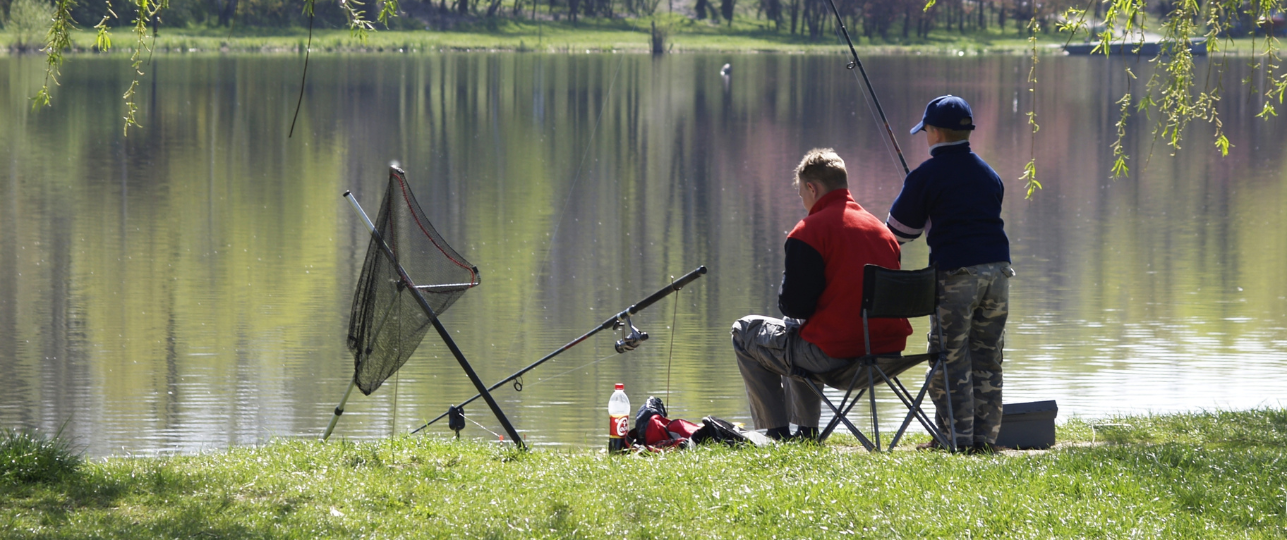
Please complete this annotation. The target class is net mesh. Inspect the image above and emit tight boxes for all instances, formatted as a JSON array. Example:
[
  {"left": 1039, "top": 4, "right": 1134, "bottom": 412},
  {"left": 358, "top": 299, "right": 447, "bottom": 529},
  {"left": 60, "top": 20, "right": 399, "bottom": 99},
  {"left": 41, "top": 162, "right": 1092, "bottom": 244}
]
[{"left": 347, "top": 168, "right": 480, "bottom": 396}]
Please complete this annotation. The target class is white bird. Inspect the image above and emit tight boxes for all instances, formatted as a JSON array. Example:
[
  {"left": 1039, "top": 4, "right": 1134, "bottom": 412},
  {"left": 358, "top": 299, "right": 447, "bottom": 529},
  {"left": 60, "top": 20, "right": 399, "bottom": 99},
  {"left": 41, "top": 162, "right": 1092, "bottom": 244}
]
[{"left": 720, "top": 63, "right": 732, "bottom": 76}]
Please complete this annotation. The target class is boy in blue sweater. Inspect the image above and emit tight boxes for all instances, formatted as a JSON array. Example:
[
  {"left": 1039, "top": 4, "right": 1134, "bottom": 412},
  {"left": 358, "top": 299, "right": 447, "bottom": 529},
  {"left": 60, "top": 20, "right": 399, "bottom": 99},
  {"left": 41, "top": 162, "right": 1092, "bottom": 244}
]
[{"left": 886, "top": 95, "right": 1014, "bottom": 453}]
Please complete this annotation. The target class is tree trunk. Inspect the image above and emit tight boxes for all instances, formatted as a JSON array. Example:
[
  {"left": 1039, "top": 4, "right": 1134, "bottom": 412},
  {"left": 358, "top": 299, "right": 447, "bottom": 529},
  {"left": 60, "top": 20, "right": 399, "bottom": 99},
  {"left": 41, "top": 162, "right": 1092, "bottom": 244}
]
[
  {"left": 762, "top": 0, "right": 781, "bottom": 30},
  {"left": 219, "top": 0, "right": 238, "bottom": 26},
  {"left": 789, "top": 0, "right": 800, "bottom": 34}
]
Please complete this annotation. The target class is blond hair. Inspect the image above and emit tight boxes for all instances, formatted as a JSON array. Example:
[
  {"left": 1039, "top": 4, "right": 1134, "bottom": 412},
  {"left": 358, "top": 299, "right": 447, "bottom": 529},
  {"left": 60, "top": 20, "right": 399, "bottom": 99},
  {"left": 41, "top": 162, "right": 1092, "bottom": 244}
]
[{"left": 793, "top": 148, "right": 848, "bottom": 191}]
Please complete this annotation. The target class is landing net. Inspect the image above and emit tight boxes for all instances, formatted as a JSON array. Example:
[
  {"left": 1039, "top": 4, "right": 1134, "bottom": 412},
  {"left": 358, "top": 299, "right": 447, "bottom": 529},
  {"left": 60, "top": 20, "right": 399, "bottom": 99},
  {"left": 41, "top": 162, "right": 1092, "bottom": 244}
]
[{"left": 347, "top": 169, "right": 480, "bottom": 396}]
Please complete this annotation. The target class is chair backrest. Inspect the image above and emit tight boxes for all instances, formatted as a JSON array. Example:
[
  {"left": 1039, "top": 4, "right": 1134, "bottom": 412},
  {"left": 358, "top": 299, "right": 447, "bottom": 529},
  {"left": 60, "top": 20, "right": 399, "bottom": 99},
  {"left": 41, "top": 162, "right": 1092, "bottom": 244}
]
[{"left": 862, "top": 264, "right": 937, "bottom": 319}]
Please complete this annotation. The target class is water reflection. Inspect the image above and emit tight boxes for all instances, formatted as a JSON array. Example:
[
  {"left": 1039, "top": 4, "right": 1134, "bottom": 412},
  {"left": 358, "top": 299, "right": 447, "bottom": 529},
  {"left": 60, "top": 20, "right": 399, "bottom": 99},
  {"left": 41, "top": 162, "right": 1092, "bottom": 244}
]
[{"left": 0, "top": 53, "right": 1284, "bottom": 456}]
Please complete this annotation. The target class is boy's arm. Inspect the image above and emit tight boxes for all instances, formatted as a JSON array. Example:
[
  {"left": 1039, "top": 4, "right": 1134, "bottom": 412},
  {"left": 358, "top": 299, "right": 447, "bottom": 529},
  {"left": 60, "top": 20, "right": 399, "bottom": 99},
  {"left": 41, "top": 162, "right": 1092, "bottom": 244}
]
[{"left": 886, "top": 173, "right": 928, "bottom": 245}]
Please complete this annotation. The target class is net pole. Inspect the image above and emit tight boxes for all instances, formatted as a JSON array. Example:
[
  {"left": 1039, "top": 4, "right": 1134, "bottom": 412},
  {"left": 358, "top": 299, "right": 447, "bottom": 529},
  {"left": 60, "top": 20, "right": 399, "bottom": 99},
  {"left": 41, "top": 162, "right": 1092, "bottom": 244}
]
[
  {"left": 344, "top": 187, "right": 526, "bottom": 450},
  {"left": 322, "top": 379, "right": 356, "bottom": 441}
]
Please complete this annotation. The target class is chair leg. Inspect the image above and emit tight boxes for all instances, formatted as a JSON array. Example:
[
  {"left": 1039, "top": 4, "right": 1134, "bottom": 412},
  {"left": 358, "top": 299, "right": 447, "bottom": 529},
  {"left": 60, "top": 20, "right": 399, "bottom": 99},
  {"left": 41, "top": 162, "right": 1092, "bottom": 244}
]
[
  {"left": 803, "top": 378, "right": 875, "bottom": 451},
  {"left": 868, "top": 365, "right": 880, "bottom": 451},
  {"left": 820, "top": 386, "right": 867, "bottom": 442},
  {"left": 820, "top": 364, "right": 868, "bottom": 442},
  {"left": 884, "top": 368, "right": 949, "bottom": 451},
  {"left": 891, "top": 375, "right": 942, "bottom": 446}
]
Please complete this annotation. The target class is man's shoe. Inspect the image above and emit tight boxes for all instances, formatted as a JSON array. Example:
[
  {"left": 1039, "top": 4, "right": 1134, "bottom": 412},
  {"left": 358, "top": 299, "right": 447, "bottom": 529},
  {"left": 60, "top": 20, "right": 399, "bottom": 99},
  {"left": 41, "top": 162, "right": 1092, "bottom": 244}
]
[
  {"left": 970, "top": 442, "right": 1013, "bottom": 454},
  {"left": 790, "top": 426, "right": 820, "bottom": 443}
]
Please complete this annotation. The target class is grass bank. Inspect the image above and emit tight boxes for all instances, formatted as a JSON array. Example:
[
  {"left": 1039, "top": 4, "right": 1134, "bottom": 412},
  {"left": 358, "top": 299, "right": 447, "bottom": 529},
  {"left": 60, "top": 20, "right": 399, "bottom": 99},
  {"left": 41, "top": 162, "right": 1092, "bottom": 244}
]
[
  {"left": 2, "top": 17, "right": 1266, "bottom": 55},
  {"left": 3, "top": 409, "right": 1286, "bottom": 538}
]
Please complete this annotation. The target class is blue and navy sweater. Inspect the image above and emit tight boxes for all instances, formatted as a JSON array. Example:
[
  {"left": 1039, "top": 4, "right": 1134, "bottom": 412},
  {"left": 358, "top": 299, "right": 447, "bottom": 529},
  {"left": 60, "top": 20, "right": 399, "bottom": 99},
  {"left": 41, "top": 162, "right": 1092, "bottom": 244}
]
[{"left": 886, "top": 141, "right": 1010, "bottom": 270}]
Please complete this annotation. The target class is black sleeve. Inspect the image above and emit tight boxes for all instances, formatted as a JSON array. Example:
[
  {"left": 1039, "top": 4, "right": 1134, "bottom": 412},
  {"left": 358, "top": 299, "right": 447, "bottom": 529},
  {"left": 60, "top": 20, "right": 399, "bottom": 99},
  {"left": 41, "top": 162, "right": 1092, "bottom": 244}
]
[{"left": 778, "top": 237, "right": 827, "bottom": 319}]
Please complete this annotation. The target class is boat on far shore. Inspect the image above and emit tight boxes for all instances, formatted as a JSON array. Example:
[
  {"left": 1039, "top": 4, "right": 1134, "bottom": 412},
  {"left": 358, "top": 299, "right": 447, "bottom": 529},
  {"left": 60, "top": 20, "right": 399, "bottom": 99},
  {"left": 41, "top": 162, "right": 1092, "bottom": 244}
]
[{"left": 1064, "top": 37, "right": 1208, "bottom": 56}]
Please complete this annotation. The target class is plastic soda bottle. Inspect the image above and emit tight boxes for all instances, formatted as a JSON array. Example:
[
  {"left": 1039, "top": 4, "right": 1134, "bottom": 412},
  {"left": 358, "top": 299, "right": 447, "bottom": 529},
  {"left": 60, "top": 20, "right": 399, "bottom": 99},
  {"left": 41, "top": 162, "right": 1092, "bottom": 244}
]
[{"left": 608, "top": 383, "right": 631, "bottom": 453}]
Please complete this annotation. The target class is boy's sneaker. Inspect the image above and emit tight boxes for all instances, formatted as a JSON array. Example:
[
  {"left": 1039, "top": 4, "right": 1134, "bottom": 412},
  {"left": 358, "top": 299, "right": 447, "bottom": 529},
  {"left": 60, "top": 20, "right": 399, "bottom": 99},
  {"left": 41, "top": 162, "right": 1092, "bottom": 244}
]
[{"left": 916, "top": 439, "right": 949, "bottom": 451}]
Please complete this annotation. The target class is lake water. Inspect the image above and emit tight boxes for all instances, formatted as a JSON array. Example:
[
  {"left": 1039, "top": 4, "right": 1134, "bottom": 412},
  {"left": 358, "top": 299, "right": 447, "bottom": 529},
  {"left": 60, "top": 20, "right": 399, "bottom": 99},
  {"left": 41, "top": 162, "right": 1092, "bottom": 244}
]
[{"left": 1, "top": 52, "right": 1284, "bottom": 456}]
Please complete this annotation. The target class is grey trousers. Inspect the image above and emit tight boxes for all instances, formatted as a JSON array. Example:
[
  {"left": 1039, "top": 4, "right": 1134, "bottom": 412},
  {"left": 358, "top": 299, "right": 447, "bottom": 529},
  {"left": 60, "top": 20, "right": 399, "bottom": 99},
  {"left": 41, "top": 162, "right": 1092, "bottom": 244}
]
[{"left": 731, "top": 316, "right": 855, "bottom": 429}]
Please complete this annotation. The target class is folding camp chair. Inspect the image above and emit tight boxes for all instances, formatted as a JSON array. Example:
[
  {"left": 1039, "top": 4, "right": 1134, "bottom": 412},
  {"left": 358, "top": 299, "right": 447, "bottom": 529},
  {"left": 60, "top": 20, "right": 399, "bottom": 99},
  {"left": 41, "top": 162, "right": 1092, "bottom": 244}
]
[{"left": 791, "top": 265, "right": 958, "bottom": 452}]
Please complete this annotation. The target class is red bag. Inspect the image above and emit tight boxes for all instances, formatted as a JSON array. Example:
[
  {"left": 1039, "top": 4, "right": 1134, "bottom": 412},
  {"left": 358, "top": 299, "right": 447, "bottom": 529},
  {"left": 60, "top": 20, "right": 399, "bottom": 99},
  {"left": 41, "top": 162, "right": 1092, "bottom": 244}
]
[{"left": 644, "top": 416, "right": 700, "bottom": 445}]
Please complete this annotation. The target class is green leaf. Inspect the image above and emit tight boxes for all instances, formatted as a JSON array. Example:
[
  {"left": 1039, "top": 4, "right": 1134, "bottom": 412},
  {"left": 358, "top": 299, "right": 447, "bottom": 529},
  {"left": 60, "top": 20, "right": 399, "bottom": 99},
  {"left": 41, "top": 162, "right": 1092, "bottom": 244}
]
[
  {"left": 95, "top": 26, "right": 113, "bottom": 51},
  {"left": 1214, "top": 134, "right": 1231, "bottom": 156},
  {"left": 1019, "top": 160, "right": 1041, "bottom": 199},
  {"left": 1025, "top": 179, "right": 1043, "bottom": 200},
  {"left": 378, "top": 0, "right": 399, "bottom": 27},
  {"left": 1111, "top": 155, "right": 1130, "bottom": 179},
  {"left": 30, "top": 88, "right": 52, "bottom": 110},
  {"left": 1256, "top": 101, "right": 1277, "bottom": 119}
]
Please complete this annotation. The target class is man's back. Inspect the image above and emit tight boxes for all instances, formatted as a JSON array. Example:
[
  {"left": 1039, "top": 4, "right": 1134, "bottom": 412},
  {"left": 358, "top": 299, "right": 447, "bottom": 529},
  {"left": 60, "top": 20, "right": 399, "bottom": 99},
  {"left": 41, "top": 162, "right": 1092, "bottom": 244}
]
[{"left": 784, "top": 189, "right": 912, "bottom": 359}]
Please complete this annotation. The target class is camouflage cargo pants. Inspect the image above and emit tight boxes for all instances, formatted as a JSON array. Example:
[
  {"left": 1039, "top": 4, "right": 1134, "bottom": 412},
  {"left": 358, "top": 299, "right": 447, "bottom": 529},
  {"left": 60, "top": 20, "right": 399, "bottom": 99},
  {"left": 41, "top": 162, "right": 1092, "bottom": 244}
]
[{"left": 926, "top": 261, "right": 1013, "bottom": 447}]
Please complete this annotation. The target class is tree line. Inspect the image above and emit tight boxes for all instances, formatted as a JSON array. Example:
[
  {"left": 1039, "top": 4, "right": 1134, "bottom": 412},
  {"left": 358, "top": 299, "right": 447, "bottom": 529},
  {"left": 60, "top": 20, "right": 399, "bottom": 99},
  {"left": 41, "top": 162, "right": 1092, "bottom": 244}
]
[{"left": 0, "top": 0, "right": 1104, "bottom": 39}]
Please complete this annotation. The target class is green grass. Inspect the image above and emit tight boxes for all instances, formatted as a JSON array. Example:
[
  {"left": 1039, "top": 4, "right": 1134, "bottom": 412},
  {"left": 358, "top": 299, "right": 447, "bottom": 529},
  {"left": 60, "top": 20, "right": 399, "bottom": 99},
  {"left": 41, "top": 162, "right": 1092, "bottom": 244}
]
[
  {"left": 3, "top": 409, "right": 1286, "bottom": 538},
  {"left": 0, "top": 427, "right": 82, "bottom": 485}
]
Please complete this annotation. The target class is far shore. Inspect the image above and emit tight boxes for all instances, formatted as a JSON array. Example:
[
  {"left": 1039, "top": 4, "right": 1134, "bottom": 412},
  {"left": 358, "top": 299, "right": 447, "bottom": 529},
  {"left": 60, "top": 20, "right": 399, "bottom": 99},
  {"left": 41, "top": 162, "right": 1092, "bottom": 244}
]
[{"left": 1, "top": 20, "right": 1265, "bottom": 56}]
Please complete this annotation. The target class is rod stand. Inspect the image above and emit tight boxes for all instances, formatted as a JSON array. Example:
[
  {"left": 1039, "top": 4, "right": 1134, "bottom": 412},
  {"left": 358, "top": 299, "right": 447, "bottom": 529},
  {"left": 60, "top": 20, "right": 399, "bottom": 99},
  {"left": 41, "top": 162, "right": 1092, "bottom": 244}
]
[
  {"left": 322, "top": 380, "right": 357, "bottom": 441},
  {"left": 448, "top": 406, "right": 466, "bottom": 438}
]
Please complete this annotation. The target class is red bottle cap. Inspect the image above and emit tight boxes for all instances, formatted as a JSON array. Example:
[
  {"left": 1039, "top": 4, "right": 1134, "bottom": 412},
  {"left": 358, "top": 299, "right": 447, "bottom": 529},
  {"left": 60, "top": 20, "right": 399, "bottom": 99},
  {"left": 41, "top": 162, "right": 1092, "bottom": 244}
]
[{"left": 615, "top": 383, "right": 624, "bottom": 390}]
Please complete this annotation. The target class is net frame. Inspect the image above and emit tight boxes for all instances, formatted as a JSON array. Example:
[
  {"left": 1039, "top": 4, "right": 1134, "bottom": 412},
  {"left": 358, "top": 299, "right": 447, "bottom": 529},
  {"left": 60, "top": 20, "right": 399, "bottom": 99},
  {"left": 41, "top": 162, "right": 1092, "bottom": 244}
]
[{"left": 346, "top": 168, "right": 480, "bottom": 395}]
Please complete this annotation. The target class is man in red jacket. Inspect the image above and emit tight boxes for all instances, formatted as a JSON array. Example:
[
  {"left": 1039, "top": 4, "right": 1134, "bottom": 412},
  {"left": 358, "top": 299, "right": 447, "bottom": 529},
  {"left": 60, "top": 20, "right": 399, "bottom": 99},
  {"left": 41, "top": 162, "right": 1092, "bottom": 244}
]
[{"left": 732, "top": 148, "right": 912, "bottom": 441}]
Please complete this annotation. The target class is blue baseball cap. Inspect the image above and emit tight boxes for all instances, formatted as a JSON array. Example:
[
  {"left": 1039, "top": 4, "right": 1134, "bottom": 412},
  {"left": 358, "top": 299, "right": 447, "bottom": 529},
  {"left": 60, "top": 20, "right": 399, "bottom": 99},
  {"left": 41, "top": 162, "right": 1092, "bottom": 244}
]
[{"left": 910, "top": 95, "right": 976, "bottom": 134}]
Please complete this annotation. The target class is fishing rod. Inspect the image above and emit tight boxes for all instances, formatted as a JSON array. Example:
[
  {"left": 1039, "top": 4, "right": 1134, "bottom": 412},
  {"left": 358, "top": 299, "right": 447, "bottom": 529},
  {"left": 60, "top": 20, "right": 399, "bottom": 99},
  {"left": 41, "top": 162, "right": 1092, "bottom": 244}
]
[
  {"left": 824, "top": 0, "right": 911, "bottom": 176},
  {"left": 412, "top": 265, "right": 708, "bottom": 435}
]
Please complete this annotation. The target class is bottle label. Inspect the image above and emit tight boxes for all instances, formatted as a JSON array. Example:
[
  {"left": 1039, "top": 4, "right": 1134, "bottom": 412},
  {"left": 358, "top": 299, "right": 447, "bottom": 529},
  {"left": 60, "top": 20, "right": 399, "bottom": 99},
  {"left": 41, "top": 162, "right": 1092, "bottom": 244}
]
[{"left": 609, "top": 414, "right": 629, "bottom": 439}]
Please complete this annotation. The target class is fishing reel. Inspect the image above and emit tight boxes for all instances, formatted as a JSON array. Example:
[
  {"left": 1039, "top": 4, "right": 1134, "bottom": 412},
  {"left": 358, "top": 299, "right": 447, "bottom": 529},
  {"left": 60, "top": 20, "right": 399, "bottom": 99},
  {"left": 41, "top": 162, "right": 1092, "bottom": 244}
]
[{"left": 613, "top": 314, "right": 649, "bottom": 353}]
